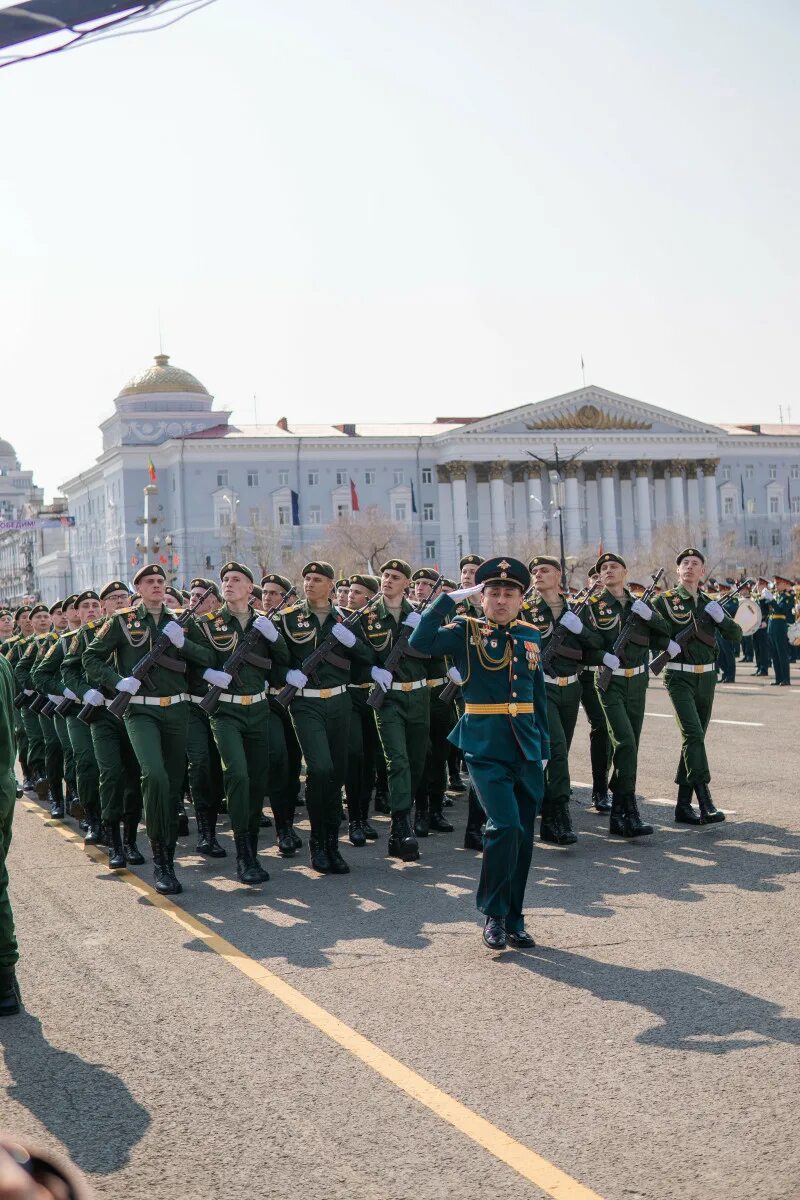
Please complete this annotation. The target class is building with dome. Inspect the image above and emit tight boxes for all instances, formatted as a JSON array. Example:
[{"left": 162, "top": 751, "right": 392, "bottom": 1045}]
[
  {"left": 0, "top": 439, "right": 68, "bottom": 605},
  {"left": 59, "top": 352, "right": 800, "bottom": 590}
]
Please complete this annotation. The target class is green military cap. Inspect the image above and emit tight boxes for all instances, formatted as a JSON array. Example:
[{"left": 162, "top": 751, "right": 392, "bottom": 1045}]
[
  {"left": 99, "top": 580, "right": 129, "bottom": 601},
  {"left": 302, "top": 560, "right": 335, "bottom": 580},
  {"left": 593, "top": 551, "right": 627, "bottom": 575},
  {"left": 441, "top": 577, "right": 457, "bottom": 590},
  {"left": 48, "top": 600, "right": 63, "bottom": 615},
  {"left": 190, "top": 577, "right": 221, "bottom": 599},
  {"left": 411, "top": 567, "right": 439, "bottom": 583},
  {"left": 252, "top": 584, "right": 263, "bottom": 600},
  {"left": 165, "top": 585, "right": 184, "bottom": 604},
  {"left": 335, "top": 577, "right": 350, "bottom": 589},
  {"left": 459, "top": 554, "right": 484, "bottom": 569},
  {"left": 13, "top": 605, "right": 31, "bottom": 622},
  {"left": 261, "top": 573, "right": 292, "bottom": 593},
  {"left": 380, "top": 558, "right": 412, "bottom": 579},
  {"left": 62, "top": 593, "right": 80, "bottom": 609},
  {"left": 220, "top": 561, "right": 254, "bottom": 583},
  {"left": 133, "top": 562, "right": 166, "bottom": 585},
  {"left": 475, "top": 555, "right": 530, "bottom": 592},
  {"left": 29, "top": 602, "right": 49, "bottom": 618},
  {"left": 75, "top": 589, "right": 100, "bottom": 606},
  {"left": 676, "top": 546, "right": 705, "bottom": 565},
  {"left": 528, "top": 555, "right": 561, "bottom": 571},
  {"left": 348, "top": 573, "right": 379, "bottom": 594}
]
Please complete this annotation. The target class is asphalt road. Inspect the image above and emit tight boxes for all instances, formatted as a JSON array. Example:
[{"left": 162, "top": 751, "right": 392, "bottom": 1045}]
[{"left": 2, "top": 664, "right": 799, "bottom": 1200}]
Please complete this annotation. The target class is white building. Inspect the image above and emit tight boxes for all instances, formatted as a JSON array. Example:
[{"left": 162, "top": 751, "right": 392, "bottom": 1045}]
[{"left": 0, "top": 440, "right": 71, "bottom": 606}]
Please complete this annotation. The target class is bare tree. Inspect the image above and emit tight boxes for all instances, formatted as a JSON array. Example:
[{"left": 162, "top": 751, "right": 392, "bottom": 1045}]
[{"left": 322, "top": 507, "right": 412, "bottom": 576}]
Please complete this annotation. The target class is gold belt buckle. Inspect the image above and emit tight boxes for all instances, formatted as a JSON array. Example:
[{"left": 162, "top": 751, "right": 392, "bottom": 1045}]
[
  {"left": 159, "top": 695, "right": 170, "bottom": 706},
  {"left": 508, "top": 702, "right": 518, "bottom": 717},
  {"left": 694, "top": 664, "right": 704, "bottom": 674},
  {"left": 625, "top": 667, "right": 635, "bottom": 678},
  {"left": 241, "top": 694, "right": 252, "bottom": 705},
  {"left": 320, "top": 688, "right": 332, "bottom": 700},
  {"left": 558, "top": 677, "right": 568, "bottom": 687},
  {"left": 402, "top": 681, "right": 413, "bottom": 692}
]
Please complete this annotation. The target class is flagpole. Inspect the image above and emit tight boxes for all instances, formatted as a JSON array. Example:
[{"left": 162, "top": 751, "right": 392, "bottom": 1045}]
[{"left": 580, "top": 354, "right": 586, "bottom": 388}]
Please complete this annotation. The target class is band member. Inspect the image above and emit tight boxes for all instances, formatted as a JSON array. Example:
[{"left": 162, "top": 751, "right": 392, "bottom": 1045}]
[
  {"left": 652, "top": 549, "right": 741, "bottom": 824},
  {"left": 766, "top": 574, "right": 794, "bottom": 685},
  {"left": 409, "top": 556, "right": 549, "bottom": 951}
]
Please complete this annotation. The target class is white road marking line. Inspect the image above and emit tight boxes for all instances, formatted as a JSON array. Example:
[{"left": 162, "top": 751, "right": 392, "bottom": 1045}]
[{"left": 644, "top": 711, "right": 763, "bottom": 727}]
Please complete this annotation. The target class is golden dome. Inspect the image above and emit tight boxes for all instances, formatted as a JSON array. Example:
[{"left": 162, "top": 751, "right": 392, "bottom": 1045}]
[{"left": 117, "top": 353, "right": 209, "bottom": 399}]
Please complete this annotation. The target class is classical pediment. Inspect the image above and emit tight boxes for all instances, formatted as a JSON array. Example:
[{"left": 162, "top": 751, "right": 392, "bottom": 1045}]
[{"left": 453, "top": 386, "right": 722, "bottom": 438}]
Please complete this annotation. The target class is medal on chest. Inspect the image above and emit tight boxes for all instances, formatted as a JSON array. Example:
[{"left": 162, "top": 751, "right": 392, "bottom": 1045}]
[{"left": 524, "top": 641, "right": 540, "bottom": 669}]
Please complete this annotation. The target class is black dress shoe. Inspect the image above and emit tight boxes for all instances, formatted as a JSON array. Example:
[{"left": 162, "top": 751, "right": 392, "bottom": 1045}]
[
  {"left": 348, "top": 820, "right": 367, "bottom": 847},
  {"left": 482, "top": 917, "right": 506, "bottom": 950},
  {"left": 413, "top": 803, "right": 430, "bottom": 838},
  {"left": 0, "top": 969, "right": 21, "bottom": 1017},
  {"left": 464, "top": 826, "right": 484, "bottom": 850},
  {"left": 506, "top": 928, "right": 536, "bottom": 949}
]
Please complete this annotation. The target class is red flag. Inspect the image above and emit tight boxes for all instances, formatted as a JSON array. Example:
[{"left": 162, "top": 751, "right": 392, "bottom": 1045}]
[
  {"left": 159, "top": 554, "right": 168, "bottom": 565},
  {"left": 597, "top": 539, "right": 604, "bottom": 557},
  {"left": 147, "top": 457, "right": 157, "bottom": 483},
  {"left": 350, "top": 478, "right": 360, "bottom": 512}
]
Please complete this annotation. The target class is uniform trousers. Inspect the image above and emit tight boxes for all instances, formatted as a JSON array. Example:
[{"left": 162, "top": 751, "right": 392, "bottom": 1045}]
[
  {"left": 741, "top": 635, "right": 754, "bottom": 663},
  {"left": 346, "top": 687, "right": 379, "bottom": 822},
  {"left": 92, "top": 710, "right": 143, "bottom": 824},
  {"left": 38, "top": 713, "right": 64, "bottom": 801},
  {"left": 753, "top": 627, "right": 771, "bottom": 674},
  {"left": 579, "top": 670, "right": 611, "bottom": 793},
  {"left": 21, "top": 708, "right": 45, "bottom": 780},
  {"left": 267, "top": 700, "right": 302, "bottom": 825},
  {"left": 598, "top": 673, "right": 648, "bottom": 798},
  {"left": 467, "top": 755, "right": 544, "bottom": 933},
  {"left": 374, "top": 689, "right": 430, "bottom": 814},
  {"left": 0, "top": 765, "right": 17, "bottom": 969},
  {"left": 124, "top": 704, "right": 188, "bottom": 846},
  {"left": 186, "top": 704, "right": 224, "bottom": 820},
  {"left": 717, "top": 635, "right": 735, "bottom": 682},
  {"left": 66, "top": 714, "right": 100, "bottom": 818},
  {"left": 768, "top": 622, "right": 791, "bottom": 684},
  {"left": 53, "top": 714, "right": 76, "bottom": 797},
  {"left": 290, "top": 693, "right": 351, "bottom": 832},
  {"left": 543, "top": 680, "right": 581, "bottom": 807},
  {"left": 210, "top": 702, "right": 269, "bottom": 838},
  {"left": 663, "top": 670, "right": 716, "bottom": 786},
  {"left": 415, "top": 686, "right": 454, "bottom": 806}
]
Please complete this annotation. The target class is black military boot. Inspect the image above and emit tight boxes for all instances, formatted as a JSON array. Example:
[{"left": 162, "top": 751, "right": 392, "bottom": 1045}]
[
  {"left": 413, "top": 795, "right": 430, "bottom": 838},
  {"left": 164, "top": 844, "right": 183, "bottom": 893},
  {"left": 176, "top": 800, "right": 190, "bottom": 838},
  {"left": 0, "top": 968, "right": 21, "bottom": 1017},
  {"left": 539, "top": 796, "right": 561, "bottom": 843},
  {"left": 554, "top": 800, "right": 578, "bottom": 845},
  {"left": 249, "top": 833, "right": 270, "bottom": 882},
  {"left": 326, "top": 826, "right": 350, "bottom": 874},
  {"left": 361, "top": 815, "right": 378, "bottom": 840},
  {"left": 276, "top": 825, "right": 297, "bottom": 856},
  {"left": 608, "top": 794, "right": 626, "bottom": 837},
  {"left": 286, "top": 807, "right": 303, "bottom": 849},
  {"left": 151, "top": 840, "right": 180, "bottom": 895},
  {"left": 348, "top": 820, "right": 367, "bottom": 847},
  {"left": 234, "top": 833, "right": 262, "bottom": 884},
  {"left": 388, "top": 810, "right": 420, "bottom": 861},
  {"left": 123, "top": 817, "right": 146, "bottom": 865},
  {"left": 621, "top": 795, "right": 653, "bottom": 838},
  {"left": 675, "top": 783, "right": 702, "bottom": 825},
  {"left": 107, "top": 822, "right": 126, "bottom": 869},
  {"left": 464, "top": 824, "right": 484, "bottom": 850},
  {"left": 83, "top": 805, "right": 102, "bottom": 846},
  {"left": 592, "top": 790, "right": 612, "bottom": 813},
  {"left": 373, "top": 786, "right": 391, "bottom": 815},
  {"left": 695, "top": 782, "right": 725, "bottom": 824},
  {"left": 309, "top": 825, "right": 332, "bottom": 873},
  {"left": 429, "top": 799, "right": 454, "bottom": 833},
  {"left": 447, "top": 769, "right": 466, "bottom": 794},
  {"left": 260, "top": 808, "right": 273, "bottom": 828}
]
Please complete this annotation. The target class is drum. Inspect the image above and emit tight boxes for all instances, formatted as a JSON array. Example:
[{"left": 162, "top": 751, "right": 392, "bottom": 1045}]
[{"left": 734, "top": 597, "right": 761, "bottom": 636}]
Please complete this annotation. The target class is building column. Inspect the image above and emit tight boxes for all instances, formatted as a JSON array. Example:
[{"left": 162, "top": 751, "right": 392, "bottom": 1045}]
[
  {"left": 584, "top": 464, "right": 601, "bottom": 552},
  {"left": 489, "top": 460, "right": 509, "bottom": 546},
  {"left": 669, "top": 462, "right": 686, "bottom": 526},
  {"left": 700, "top": 458, "right": 720, "bottom": 548},
  {"left": 511, "top": 463, "right": 529, "bottom": 544},
  {"left": 527, "top": 468, "right": 545, "bottom": 543},
  {"left": 686, "top": 462, "right": 701, "bottom": 532},
  {"left": 563, "top": 462, "right": 581, "bottom": 554},
  {"left": 599, "top": 462, "right": 618, "bottom": 552},
  {"left": 619, "top": 464, "right": 635, "bottom": 553},
  {"left": 653, "top": 462, "right": 668, "bottom": 526},
  {"left": 475, "top": 464, "right": 492, "bottom": 556},
  {"left": 632, "top": 460, "right": 652, "bottom": 549},
  {"left": 436, "top": 464, "right": 456, "bottom": 573},
  {"left": 446, "top": 461, "right": 470, "bottom": 562}
]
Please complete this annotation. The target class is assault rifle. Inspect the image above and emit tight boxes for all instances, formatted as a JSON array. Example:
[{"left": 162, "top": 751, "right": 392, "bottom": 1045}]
[
  {"left": 367, "top": 575, "right": 442, "bottom": 711},
  {"left": 649, "top": 577, "right": 753, "bottom": 676},
  {"left": 199, "top": 587, "right": 297, "bottom": 715},
  {"left": 596, "top": 568, "right": 664, "bottom": 694},
  {"left": 539, "top": 584, "right": 599, "bottom": 676},
  {"left": 101, "top": 584, "right": 216, "bottom": 722},
  {"left": 273, "top": 590, "right": 384, "bottom": 709}
]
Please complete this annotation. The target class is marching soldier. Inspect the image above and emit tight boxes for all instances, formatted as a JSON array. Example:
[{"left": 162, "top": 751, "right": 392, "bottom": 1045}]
[
  {"left": 592, "top": 552, "right": 671, "bottom": 838},
  {"left": 4, "top": 607, "right": 32, "bottom": 792},
  {"left": 409, "top": 556, "right": 550, "bottom": 951},
  {"left": 411, "top": 567, "right": 454, "bottom": 838},
  {"left": 261, "top": 573, "right": 304, "bottom": 855},
  {"left": 83, "top": 563, "right": 210, "bottom": 895},
  {"left": 344, "top": 573, "right": 381, "bottom": 846},
  {"left": 766, "top": 574, "right": 794, "bottom": 685},
  {"left": 184, "top": 577, "right": 227, "bottom": 858},
  {"left": 30, "top": 601, "right": 74, "bottom": 818},
  {"left": 14, "top": 602, "right": 53, "bottom": 797},
  {"left": 524, "top": 556, "right": 604, "bottom": 845},
  {"left": 61, "top": 591, "right": 106, "bottom": 846},
  {"left": 0, "top": 609, "right": 13, "bottom": 646},
  {"left": 652, "top": 548, "right": 741, "bottom": 825},
  {"left": 0, "top": 651, "right": 20, "bottom": 1015},
  {"left": 578, "top": 570, "right": 612, "bottom": 812},
  {"left": 335, "top": 578, "right": 351, "bottom": 608}
]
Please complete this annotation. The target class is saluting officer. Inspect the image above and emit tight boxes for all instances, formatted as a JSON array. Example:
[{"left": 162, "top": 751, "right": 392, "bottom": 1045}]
[
  {"left": 409, "top": 556, "right": 550, "bottom": 951},
  {"left": 652, "top": 548, "right": 741, "bottom": 825}
]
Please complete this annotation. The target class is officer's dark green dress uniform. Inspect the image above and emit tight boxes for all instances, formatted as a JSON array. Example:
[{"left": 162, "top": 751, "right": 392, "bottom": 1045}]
[
  {"left": 653, "top": 562, "right": 741, "bottom": 825},
  {"left": 31, "top": 624, "right": 76, "bottom": 818},
  {"left": 62, "top": 615, "right": 107, "bottom": 846},
  {"left": 13, "top": 609, "right": 50, "bottom": 790},
  {"left": 410, "top": 557, "right": 549, "bottom": 947},
  {"left": 3, "top": 608, "right": 31, "bottom": 787},
  {"left": 592, "top": 554, "right": 670, "bottom": 838},
  {"left": 523, "top": 573, "right": 604, "bottom": 845},
  {"left": 767, "top": 580, "right": 794, "bottom": 685},
  {"left": 183, "top": 603, "right": 227, "bottom": 859},
  {"left": 186, "top": 585, "right": 290, "bottom": 884},
  {"left": 275, "top": 562, "right": 374, "bottom": 873},
  {"left": 0, "top": 652, "right": 20, "bottom": 1015},
  {"left": 341, "top": 575, "right": 381, "bottom": 847}
]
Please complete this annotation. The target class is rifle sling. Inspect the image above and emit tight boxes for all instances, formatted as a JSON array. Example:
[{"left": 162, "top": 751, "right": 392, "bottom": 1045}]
[
  {"left": 242, "top": 651, "right": 272, "bottom": 670},
  {"left": 626, "top": 629, "right": 650, "bottom": 647},
  {"left": 322, "top": 649, "right": 350, "bottom": 672},
  {"left": 152, "top": 653, "right": 186, "bottom": 674},
  {"left": 688, "top": 620, "right": 716, "bottom": 648},
  {"left": 551, "top": 642, "right": 583, "bottom": 662}
]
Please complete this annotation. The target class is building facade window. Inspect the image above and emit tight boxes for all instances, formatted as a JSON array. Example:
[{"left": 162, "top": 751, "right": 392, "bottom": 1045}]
[
  {"left": 769, "top": 464, "right": 777, "bottom": 479},
  {"left": 247, "top": 471, "right": 259, "bottom": 487},
  {"left": 791, "top": 496, "right": 800, "bottom": 514},
  {"left": 393, "top": 469, "right": 404, "bottom": 485},
  {"left": 723, "top": 496, "right": 734, "bottom": 516},
  {"left": 249, "top": 507, "right": 260, "bottom": 525},
  {"left": 308, "top": 506, "right": 321, "bottom": 524},
  {"left": 218, "top": 509, "right": 231, "bottom": 528},
  {"left": 307, "top": 470, "right": 319, "bottom": 486},
  {"left": 278, "top": 470, "right": 289, "bottom": 487},
  {"left": 745, "top": 465, "right": 754, "bottom": 479},
  {"left": 421, "top": 468, "right": 432, "bottom": 484},
  {"left": 721, "top": 466, "right": 731, "bottom": 481},
  {"left": 772, "top": 530, "right": 781, "bottom": 546},
  {"left": 424, "top": 540, "right": 436, "bottom": 560},
  {"left": 336, "top": 470, "right": 347, "bottom": 486},
  {"left": 277, "top": 504, "right": 291, "bottom": 526},
  {"left": 365, "top": 469, "right": 376, "bottom": 485},
  {"left": 769, "top": 495, "right": 779, "bottom": 514},
  {"left": 336, "top": 502, "right": 350, "bottom": 519},
  {"left": 791, "top": 464, "right": 799, "bottom": 479},
  {"left": 217, "top": 470, "right": 228, "bottom": 488},
  {"left": 422, "top": 502, "right": 434, "bottom": 521},
  {"left": 748, "top": 531, "right": 758, "bottom": 546},
  {"left": 746, "top": 498, "right": 755, "bottom": 514},
  {"left": 394, "top": 502, "right": 407, "bottom": 522}
]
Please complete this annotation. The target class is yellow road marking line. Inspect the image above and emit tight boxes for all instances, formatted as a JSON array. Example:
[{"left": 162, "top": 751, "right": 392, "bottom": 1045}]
[{"left": 20, "top": 799, "right": 603, "bottom": 1200}]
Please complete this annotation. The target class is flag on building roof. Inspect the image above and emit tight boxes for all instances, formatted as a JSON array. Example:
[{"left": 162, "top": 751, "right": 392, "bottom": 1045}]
[{"left": 147, "top": 458, "right": 157, "bottom": 483}]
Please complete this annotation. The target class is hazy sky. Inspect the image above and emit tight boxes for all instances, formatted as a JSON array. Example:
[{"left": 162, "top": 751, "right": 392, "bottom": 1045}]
[{"left": 1, "top": 0, "right": 798, "bottom": 499}]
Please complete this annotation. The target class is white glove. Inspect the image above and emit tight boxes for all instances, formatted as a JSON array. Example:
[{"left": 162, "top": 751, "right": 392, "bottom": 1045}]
[
  {"left": 370, "top": 666, "right": 393, "bottom": 692},
  {"left": 163, "top": 620, "right": 185, "bottom": 648},
  {"left": 448, "top": 583, "right": 484, "bottom": 603},
  {"left": 402, "top": 611, "right": 422, "bottom": 629},
  {"left": 602, "top": 652, "right": 620, "bottom": 671},
  {"left": 253, "top": 614, "right": 279, "bottom": 643},
  {"left": 63, "top": 688, "right": 77, "bottom": 701},
  {"left": 47, "top": 694, "right": 62, "bottom": 705},
  {"left": 542, "top": 759, "right": 549, "bottom": 771},
  {"left": 23, "top": 690, "right": 33, "bottom": 696},
  {"left": 83, "top": 688, "right": 105, "bottom": 706},
  {"left": 631, "top": 599, "right": 653, "bottom": 621},
  {"left": 447, "top": 665, "right": 464, "bottom": 685},
  {"left": 330, "top": 622, "right": 356, "bottom": 648},
  {"left": 761, "top": 588, "right": 774, "bottom": 601},
  {"left": 559, "top": 610, "right": 583, "bottom": 635},
  {"left": 704, "top": 601, "right": 724, "bottom": 624},
  {"left": 666, "top": 640, "right": 681, "bottom": 659},
  {"left": 285, "top": 668, "right": 308, "bottom": 690},
  {"left": 203, "top": 668, "right": 232, "bottom": 689},
  {"left": 115, "top": 676, "right": 141, "bottom": 695}
]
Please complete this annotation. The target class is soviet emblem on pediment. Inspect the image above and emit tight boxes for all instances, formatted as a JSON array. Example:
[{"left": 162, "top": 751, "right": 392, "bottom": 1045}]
[{"left": 526, "top": 404, "right": 651, "bottom": 431}]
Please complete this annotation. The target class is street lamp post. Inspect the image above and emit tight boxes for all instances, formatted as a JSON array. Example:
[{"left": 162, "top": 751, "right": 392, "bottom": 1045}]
[
  {"left": 527, "top": 443, "right": 590, "bottom": 589},
  {"left": 135, "top": 483, "right": 159, "bottom": 566}
]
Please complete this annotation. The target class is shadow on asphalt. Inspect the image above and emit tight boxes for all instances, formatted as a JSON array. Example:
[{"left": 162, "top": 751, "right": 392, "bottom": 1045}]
[{"left": 0, "top": 1011, "right": 150, "bottom": 1173}]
